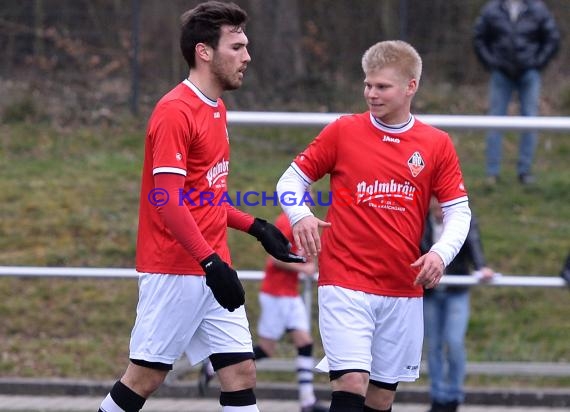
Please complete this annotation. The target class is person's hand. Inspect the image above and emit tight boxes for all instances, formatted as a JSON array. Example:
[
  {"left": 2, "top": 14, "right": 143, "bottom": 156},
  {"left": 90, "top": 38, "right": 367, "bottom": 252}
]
[
  {"left": 248, "top": 218, "right": 306, "bottom": 263},
  {"left": 292, "top": 215, "right": 332, "bottom": 257},
  {"left": 411, "top": 251, "right": 444, "bottom": 289},
  {"left": 297, "top": 261, "right": 318, "bottom": 276},
  {"left": 477, "top": 266, "right": 495, "bottom": 283},
  {"left": 200, "top": 253, "right": 245, "bottom": 312}
]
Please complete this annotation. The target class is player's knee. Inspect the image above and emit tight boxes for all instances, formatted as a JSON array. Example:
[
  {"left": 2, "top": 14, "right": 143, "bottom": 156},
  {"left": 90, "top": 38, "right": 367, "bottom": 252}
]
[
  {"left": 330, "top": 369, "right": 369, "bottom": 395},
  {"left": 122, "top": 362, "right": 168, "bottom": 397},
  {"left": 366, "top": 380, "right": 398, "bottom": 410},
  {"left": 291, "top": 330, "right": 313, "bottom": 348},
  {"left": 212, "top": 353, "right": 256, "bottom": 390},
  {"left": 221, "top": 361, "right": 256, "bottom": 390}
]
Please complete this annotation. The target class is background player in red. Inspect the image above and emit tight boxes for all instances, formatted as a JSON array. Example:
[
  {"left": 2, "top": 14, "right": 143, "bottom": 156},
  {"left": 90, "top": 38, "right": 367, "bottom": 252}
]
[
  {"left": 199, "top": 206, "right": 328, "bottom": 412},
  {"left": 97, "top": 2, "right": 302, "bottom": 412},
  {"left": 276, "top": 40, "right": 472, "bottom": 412}
]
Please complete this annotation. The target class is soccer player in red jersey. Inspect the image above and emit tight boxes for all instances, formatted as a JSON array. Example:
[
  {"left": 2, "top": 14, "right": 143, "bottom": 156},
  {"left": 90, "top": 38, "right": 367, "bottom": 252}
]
[
  {"left": 98, "top": 2, "right": 302, "bottom": 412},
  {"left": 277, "top": 40, "right": 472, "bottom": 412}
]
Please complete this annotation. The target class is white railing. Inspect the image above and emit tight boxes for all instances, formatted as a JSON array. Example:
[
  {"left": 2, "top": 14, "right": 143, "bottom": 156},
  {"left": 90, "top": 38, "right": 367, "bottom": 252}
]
[
  {"left": 0, "top": 266, "right": 565, "bottom": 287},
  {"left": 227, "top": 111, "right": 570, "bottom": 131}
]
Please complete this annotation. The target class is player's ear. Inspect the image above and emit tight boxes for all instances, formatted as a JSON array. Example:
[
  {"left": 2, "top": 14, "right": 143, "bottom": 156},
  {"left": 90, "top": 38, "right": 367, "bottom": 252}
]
[
  {"left": 406, "top": 78, "right": 418, "bottom": 95},
  {"left": 195, "top": 43, "right": 212, "bottom": 62}
]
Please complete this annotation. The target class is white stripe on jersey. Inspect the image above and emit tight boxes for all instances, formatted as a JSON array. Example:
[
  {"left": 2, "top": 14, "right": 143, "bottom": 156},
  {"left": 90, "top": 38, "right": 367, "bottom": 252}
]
[{"left": 153, "top": 166, "right": 186, "bottom": 176}]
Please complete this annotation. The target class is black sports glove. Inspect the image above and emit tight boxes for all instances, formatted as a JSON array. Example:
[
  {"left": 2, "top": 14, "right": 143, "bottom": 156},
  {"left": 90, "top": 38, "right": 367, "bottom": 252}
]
[
  {"left": 248, "top": 217, "right": 306, "bottom": 263},
  {"left": 200, "top": 253, "right": 245, "bottom": 312}
]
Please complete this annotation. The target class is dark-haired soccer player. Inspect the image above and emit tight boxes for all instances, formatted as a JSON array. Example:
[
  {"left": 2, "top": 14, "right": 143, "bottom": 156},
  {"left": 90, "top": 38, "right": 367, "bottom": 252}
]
[{"left": 98, "top": 2, "right": 302, "bottom": 411}]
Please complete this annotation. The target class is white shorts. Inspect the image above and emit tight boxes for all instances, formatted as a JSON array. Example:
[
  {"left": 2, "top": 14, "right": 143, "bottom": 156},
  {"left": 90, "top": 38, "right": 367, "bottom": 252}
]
[
  {"left": 316, "top": 285, "right": 423, "bottom": 383},
  {"left": 257, "top": 292, "right": 309, "bottom": 340},
  {"left": 129, "top": 273, "right": 253, "bottom": 367}
]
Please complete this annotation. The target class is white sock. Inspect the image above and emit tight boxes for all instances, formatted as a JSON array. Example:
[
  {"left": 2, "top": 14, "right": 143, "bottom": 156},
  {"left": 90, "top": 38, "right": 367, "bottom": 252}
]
[
  {"left": 99, "top": 393, "right": 124, "bottom": 412},
  {"left": 221, "top": 405, "right": 260, "bottom": 411},
  {"left": 297, "top": 355, "right": 316, "bottom": 407}
]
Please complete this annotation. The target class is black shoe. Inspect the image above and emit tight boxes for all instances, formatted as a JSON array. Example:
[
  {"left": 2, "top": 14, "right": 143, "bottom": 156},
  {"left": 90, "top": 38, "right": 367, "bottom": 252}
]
[
  {"left": 197, "top": 361, "right": 215, "bottom": 397},
  {"left": 301, "top": 401, "right": 329, "bottom": 412},
  {"left": 518, "top": 173, "right": 536, "bottom": 185},
  {"left": 427, "top": 401, "right": 447, "bottom": 412},
  {"left": 561, "top": 253, "right": 570, "bottom": 284},
  {"left": 428, "top": 401, "right": 458, "bottom": 412},
  {"left": 444, "top": 401, "right": 459, "bottom": 412}
]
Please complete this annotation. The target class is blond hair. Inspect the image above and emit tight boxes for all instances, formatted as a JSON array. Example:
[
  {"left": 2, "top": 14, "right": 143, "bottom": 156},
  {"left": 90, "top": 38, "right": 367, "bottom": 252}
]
[{"left": 361, "top": 40, "right": 422, "bottom": 84}]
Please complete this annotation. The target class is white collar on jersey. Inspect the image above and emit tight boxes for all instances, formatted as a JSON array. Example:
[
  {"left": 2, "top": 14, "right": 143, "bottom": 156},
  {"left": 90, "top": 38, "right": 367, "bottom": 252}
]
[
  {"left": 369, "top": 113, "right": 415, "bottom": 134},
  {"left": 183, "top": 79, "right": 218, "bottom": 108}
]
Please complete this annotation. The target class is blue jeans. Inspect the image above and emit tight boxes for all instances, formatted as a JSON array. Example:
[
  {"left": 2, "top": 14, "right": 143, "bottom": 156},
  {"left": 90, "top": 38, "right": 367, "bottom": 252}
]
[
  {"left": 485, "top": 69, "right": 541, "bottom": 177},
  {"left": 423, "top": 288, "right": 470, "bottom": 404}
]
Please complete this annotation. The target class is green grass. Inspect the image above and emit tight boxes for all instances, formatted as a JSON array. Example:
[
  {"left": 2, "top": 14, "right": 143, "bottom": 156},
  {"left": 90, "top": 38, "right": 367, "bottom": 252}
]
[{"left": 0, "top": 117, "right": 569, "bottom": 386}]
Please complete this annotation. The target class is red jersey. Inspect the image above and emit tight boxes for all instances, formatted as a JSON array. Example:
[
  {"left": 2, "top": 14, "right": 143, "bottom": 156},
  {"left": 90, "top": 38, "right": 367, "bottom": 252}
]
[
  {"left": 136, "top": 80, "right": 232, "bottom": 274},
  {"left": 292, "top": 113, "right": 468, "bottom": 297},
  {"left": 260, "top": 213, "right": 301, "bottom": 297}
]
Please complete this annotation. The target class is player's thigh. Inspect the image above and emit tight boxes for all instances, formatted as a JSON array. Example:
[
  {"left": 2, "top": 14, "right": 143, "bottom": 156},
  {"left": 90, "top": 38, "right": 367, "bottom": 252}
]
[
  {"left": 130, "top": 274, "right": 210, "bottom": 365},
  {"left": 370, "top": 296, "right": 423, "bottom": 383},
  {"left": 318, "top": 285, "right": 374, "bottom": 371},
  {"left": 257, "top": 292, "right": 288, "bottom": 340},
  {"left": 186, "top": 300, "right": 254, "bottom": 365}
]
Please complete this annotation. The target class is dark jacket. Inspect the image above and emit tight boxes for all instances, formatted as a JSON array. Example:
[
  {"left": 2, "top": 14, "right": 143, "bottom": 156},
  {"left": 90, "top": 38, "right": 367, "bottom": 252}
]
[
  {"left": 421, "top": 213, "right": 487, "bottom": 293},
  {"left": 473, "top": 0, "right": 560, "bottom": 79}
]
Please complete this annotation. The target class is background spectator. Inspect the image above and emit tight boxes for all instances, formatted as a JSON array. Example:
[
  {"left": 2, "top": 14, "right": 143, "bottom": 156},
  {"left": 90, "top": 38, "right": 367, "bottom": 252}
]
[
  {"left": 473, "top": 0, "right": 560, "bottom": 185},
  {"left": 422, "top": 197, "right": 495, "bottom": 412}
]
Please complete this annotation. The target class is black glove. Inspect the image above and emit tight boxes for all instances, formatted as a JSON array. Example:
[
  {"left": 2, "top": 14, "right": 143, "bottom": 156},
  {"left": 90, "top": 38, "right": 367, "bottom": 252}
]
[
  {"left": 248, "top": 217, "right": 306, "bottom": 263},
  {"left": 200, "top": 253, "right": 245, "bottom": 312}
]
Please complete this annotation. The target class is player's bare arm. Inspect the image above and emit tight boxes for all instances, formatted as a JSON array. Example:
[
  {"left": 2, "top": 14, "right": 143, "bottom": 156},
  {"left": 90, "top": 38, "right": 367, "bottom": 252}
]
[
  {"left": 292, "top": 215, "right": 331, "bottom": 257},
  {"left": 272, "top": 258, "right": 317, "bottom": 276},
  {"left": 411, "top": 251, "right": 444, "bottom": 289}
]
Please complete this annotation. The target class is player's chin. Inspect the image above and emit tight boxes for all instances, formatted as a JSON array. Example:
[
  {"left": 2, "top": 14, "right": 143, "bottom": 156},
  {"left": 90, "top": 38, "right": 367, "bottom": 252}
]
[{"left": 368, "top": 106, "right": 385, "bottom": 118}]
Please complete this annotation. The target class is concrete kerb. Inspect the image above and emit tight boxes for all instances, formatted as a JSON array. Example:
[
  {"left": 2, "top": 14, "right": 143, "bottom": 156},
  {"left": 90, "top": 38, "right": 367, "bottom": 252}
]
[{"left": 0, "top": 378, "right": 568, "bottom": 407}]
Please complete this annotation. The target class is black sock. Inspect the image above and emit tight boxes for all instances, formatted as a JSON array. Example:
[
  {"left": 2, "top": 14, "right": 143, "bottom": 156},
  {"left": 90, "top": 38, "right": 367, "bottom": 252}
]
[
  {"left": 330, "top": 390, "right": 365, "bottom": 412},
  {"left": 364, "top": 405, "right": 391, "bottom": 412},
  {"left": 219, "top": 388, "right": 257, "bottom": 406},
  {"left": 108, "top": 381, "right": 146, "bottom": 412}
]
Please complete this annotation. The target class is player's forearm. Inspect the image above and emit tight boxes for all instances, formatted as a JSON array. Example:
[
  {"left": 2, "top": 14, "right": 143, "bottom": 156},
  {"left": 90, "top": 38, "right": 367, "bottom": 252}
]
[
  {"left": 430, "top": 200, "right": 471, "bottom": 267},
  {"left": 276, "top": 164, "right": 313, "bottom": 225},
  {"left": 271, "top": 258, "right": 314, "bottom": 274},
  {"left": 226, "top": 204, "right": 255, "bottom": 232}
]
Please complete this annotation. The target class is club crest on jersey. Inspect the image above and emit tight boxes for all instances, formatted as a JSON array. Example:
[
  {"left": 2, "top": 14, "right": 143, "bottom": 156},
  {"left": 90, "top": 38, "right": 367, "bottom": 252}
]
[{"left": 407, "top": 151, "right": 425, "bottom": 177}]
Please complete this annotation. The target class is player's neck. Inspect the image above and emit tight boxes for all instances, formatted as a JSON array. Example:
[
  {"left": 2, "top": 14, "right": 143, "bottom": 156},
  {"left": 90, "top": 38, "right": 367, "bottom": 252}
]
[
  {"left": 374, "top": 112, "right": 412, "bottom": 128},
  {"left": 187, "top": 71, "right": 222, "bottom": 101}
]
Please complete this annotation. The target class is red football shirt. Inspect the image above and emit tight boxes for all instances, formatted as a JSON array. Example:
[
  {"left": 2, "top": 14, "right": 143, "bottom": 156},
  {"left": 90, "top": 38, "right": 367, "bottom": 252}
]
[
  {"left": 136, "top": 80, "right": 232, "bottom": 275},
  {"left": 260, "top": 213, "right": 301, "bottom": 297},
  {"left": 292, "top": 113, "right": 468, "bottom": 297}
]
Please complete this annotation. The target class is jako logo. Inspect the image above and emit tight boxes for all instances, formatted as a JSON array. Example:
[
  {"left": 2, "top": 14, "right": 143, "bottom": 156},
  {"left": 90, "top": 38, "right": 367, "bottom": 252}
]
[{"left": 382, "top": 135, "right": 400, "bottom": 143}]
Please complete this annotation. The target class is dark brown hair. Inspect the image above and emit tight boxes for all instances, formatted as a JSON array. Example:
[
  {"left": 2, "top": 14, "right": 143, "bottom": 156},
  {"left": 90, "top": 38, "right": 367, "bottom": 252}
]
[{"left": 180, "top": 1, "right": 248, "bottom": 69}]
